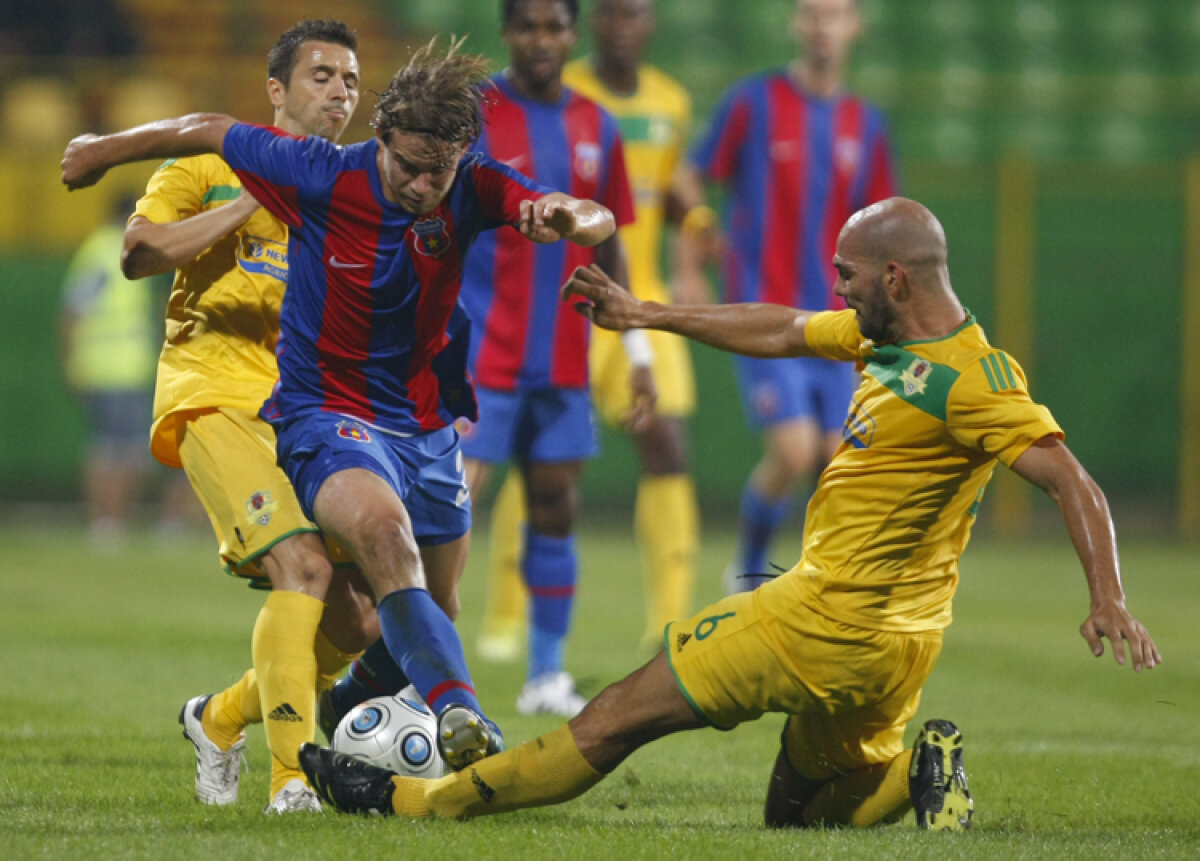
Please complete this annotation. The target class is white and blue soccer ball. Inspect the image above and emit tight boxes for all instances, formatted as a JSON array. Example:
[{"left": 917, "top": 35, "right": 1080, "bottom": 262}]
[{"left": 331, "top": 685, "right": 445, "bottom": 778}]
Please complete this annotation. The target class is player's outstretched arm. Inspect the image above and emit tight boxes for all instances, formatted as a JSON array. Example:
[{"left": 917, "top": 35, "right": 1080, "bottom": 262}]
[
  {"left": 61, "top": 113, "right": 236, "bottom": 191},
  {"left": 1009, "top": 436, "right": 1161, "bottom": 672},
  {"left": 562, "top": 263, "right": 818, "bottom": 359},
  {"left": 123, "top": 190, "right": 261, "bottom": 279},
  {"left": 518, "top": 192, "right": 614, "bottom": 247}
]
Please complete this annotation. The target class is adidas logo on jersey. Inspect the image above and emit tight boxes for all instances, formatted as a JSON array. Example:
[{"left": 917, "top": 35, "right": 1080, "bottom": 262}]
[{"left": 268, "top": 702, "right": 304, "bottom": 723}]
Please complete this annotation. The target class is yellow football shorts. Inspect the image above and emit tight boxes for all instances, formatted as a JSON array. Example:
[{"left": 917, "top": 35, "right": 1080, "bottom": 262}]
[
  {"left": 665, "top": 571, "right": 943, "bottom": 779},
  {"left": 177, "top": 406, "right": 351, "bottom": 579},
  {"left": 589, "top": 325, "right": 695, "bottom": 426}
]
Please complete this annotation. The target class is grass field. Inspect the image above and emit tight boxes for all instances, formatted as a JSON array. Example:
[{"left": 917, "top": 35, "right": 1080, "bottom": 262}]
[{"left": 1, "top": 516, "right": 1197, "bottom": 859}]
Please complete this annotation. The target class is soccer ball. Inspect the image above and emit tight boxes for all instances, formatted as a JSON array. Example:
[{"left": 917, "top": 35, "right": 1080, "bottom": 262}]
[{"left": 331, "top": 686, "right": 445, "bottom": 777}]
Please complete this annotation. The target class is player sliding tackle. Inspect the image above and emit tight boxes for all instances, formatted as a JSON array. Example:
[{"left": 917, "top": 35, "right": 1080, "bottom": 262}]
[
  {"left": 62, "top": 37, "right": 617, "bottom": 774},
  {"left": 298, "top": 197, "right": 1160, "bottom": 831}
]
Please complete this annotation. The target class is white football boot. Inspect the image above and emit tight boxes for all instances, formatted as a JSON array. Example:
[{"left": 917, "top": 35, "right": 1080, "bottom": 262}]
[
  {"left": 264, "top": 778, "right": 323, "bottom": 814},
  {"left": 179, "top": 694, "right": 246, "bottom": 806},
  {"left": 515, "top": 671, "right": 587, "bottom": 717}
]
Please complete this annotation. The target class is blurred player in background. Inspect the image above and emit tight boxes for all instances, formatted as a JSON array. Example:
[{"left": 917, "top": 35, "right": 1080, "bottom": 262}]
[
  {"left": 457, "top": 0, "right": 644, "bottom": 715},
  {"left": 64, "top": 33, "right": 619, "bottom": 791},
  {"left": 473, "top": 0, "right": 701, "bottom": 662},
  {"left": 58, "top": 195, "right": 194, "bottom": 549},
  {"left": 301, "top": 198, "right": 1162, "bottom": 832},
  {"left": 119, "top": 21, "right": 375, "bottom": 813},
  {"left": 677, "top": 0, "right": 895, "bottom": 591}
]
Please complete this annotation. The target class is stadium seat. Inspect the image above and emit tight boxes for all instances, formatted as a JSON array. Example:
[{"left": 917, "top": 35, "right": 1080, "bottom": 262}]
[{"left": 1, "top": 78, "right": 82, "bottom": 148}]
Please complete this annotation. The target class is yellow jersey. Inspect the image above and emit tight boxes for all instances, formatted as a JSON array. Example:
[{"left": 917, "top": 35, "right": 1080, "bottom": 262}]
[
  {"left": 792, "top": 309, "right": 1063, "bottom": 633},
  {"left": 563, "top": 58, "right": 691, "bottom": 303},
  {"left": 134, "top": 154, "right": 289, "bottom": 468},
  {"left": 61, "top": 223, "right": 157, "bottom": 390}
]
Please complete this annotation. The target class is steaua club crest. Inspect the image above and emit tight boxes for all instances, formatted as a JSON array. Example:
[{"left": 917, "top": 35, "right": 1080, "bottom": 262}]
[
  {"left": 835, "top": 137, "right": 863, "bottom": 175},
  {"left": 245, "top": 489, "right": 277, "bottom": 526},
  {"left": 574, "top": 141, "right": 601, "bottom": 182},
  {"left": 412, "top": 217, "right": 451, "bottom": 257},
  {"left": 336, "top": 420, "right": 371, "bottom": 443}
]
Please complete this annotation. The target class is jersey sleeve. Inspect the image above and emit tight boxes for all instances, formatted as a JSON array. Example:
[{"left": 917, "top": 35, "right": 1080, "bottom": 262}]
[
  {"left": 690, "top": 83, "right": 750, "bottom": 182},
  {"left": 470, "top": 154, "right": 551, "bottom": 228},
  {"left": 803, "top": 309, "right": 870, "bottom": 362},
  {"left": 948, "top": 350, "right": 1064, "bottom": 466},
  {"left": 134, "top": 156, "right": 211, "bottom": 225},
  {"left": 222, "top": 123, "right": 340, "bottom": 228}
]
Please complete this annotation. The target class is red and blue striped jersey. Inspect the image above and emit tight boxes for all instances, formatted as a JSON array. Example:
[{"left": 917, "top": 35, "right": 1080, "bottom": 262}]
[
  {"left": 691, "top": 71, "right": 895, "bottom": 310},
  {"left": 461, "top": 74, "right": 634, "bottom": 391},
  {"left": 221, "top": 122, "right": 548, "bottom": 434}
]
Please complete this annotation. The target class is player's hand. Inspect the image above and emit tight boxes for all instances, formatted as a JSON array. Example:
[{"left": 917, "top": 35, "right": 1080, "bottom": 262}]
[
  {"left": 1080, "top": 600, "right": 1161, "bottom": 672},
  {"left": 61, "top": 134, "right": 112, "bottom": 190},
  {"left": 561, "top": 264, "right": 642, "bottom": 331},
  {"left": 518, "top": 194, "right": 575, "bottom": 244},
  {"left": 623, "top": 365, "right": 657, "bottom": 432}
]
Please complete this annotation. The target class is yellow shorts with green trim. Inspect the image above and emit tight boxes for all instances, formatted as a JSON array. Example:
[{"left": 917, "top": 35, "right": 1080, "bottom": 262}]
[
  {"left": 665, "top": 572, "right": 942, "bottom": 779},
  {"left": 178, "top": 407, "right": 351, "bottom": 580},
  {"left": 589, "top": 325, "right": 695, "bottom": 425}
]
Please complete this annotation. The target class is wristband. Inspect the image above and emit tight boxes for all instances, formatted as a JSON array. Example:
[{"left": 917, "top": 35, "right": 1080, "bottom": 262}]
[
  {"left": 681, "top": 204, "right": 717, "bottom": 236},
  {"left": 621, "top": 329, "right": 655, "bottom": 368}
]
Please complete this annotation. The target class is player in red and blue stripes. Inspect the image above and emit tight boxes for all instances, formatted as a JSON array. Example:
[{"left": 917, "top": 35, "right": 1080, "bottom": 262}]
[
  {"left": 456, "top": 0, "right": 645, "bottom": 717},
  {"left": 677, "top": 0, "right": 895, "bottom": 592},
  {"left": 62, "top": 36, "right": 619, "bottom": 770}
]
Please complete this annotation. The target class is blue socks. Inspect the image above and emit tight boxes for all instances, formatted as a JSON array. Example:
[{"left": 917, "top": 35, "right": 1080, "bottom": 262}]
[
  {"left": 376, "top": 588, "right": 484, "bottom": 718},
  {"left": 734, "top": 484, "right": 794, "bottom": 589},
  {"left": 328, "top": 638, "right": 409, "bottom": 720},
  {"left": 522, "top": 528, "right": 577, "bottom": 680}
]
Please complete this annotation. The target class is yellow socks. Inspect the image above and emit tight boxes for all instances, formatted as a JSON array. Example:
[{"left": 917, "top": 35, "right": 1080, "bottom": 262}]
[
  {"left": 252, "top": 589, "right": 324, "bottom": 796},
  {"left": 202, "top": 669, "right": 257, "bottom": 750},
  {"left": 314, "top": 625, "right": 363, "bottom": 693},
  {"left": 478, "top": 470, "right": 528, "bottom": 649},
  {"left": 401, "top": 725, "right": 603, "bottom": 819},
  {"left": 635, "top": 475, "right": 698, "bottom": 647},
  {"left": 801, "top": 750, "right": 914, "bottom": 827}
]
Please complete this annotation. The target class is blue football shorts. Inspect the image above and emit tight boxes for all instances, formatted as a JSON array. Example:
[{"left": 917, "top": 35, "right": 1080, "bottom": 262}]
[
  {"left": 274, "top": 412, "right": 471, "bottom": 546},
  {"left": 458, "top": 385, "right": 597, "bottom": 464},
  {"left": 734, "top": 354, "right": 857, "bottom": 432},
  {"left": 82, "top": 389, "right": 152, "bottom": 457}
]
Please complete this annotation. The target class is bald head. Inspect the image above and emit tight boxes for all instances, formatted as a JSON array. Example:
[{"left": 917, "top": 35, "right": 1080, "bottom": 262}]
[
  {"left": 840, "top": 197, "right": 947, "bottom": 273},
  {"left": 832, "top": 198, "right": 964, "bottom": 343}
]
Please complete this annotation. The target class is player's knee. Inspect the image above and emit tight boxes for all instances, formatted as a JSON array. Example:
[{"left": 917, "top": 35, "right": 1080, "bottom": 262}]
[
  {"left": 766, "top": 443, "right": 818, "bottom": 483},
  {"left": 322, "top": 574, "right": 380, "bottom": 651},
  {"left": 762, "top": 748, "right": 827, "bottom": 829},
  {"left": 353, "top": 514, "right": 423, "bottom": 591},
  {"left": 526, "top": 489, "right": 577, "bottom": 536},
  {"left": 264, "top": 534, "right": 335, "bottom": 593}
]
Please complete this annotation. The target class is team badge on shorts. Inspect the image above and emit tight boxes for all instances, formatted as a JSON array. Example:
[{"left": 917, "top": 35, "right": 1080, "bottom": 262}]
[
  {"left": 412, "top": 217, "right": 450, "bottom": 257},
  {"left": 453, "top": 416, "right": 476, "bottom": 440},
  {"left": 751, "top": 381, "right": 782, "bottom": 421},
  {"left": 336, "top": 420, "right": 371, "bottom": 443},
  {"left": 245, "top": 489, "right": 277, "bottom": 526}
]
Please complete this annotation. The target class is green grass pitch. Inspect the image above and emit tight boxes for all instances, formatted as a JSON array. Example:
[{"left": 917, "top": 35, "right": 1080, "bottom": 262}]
[{"left": 1, "top": 519, "right": 1197, "bottom": 859}]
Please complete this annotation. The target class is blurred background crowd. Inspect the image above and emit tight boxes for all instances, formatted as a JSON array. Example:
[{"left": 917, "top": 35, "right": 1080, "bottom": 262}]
[{"left": 0, "top": 0, "right": 1196, "bottom": 537}]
